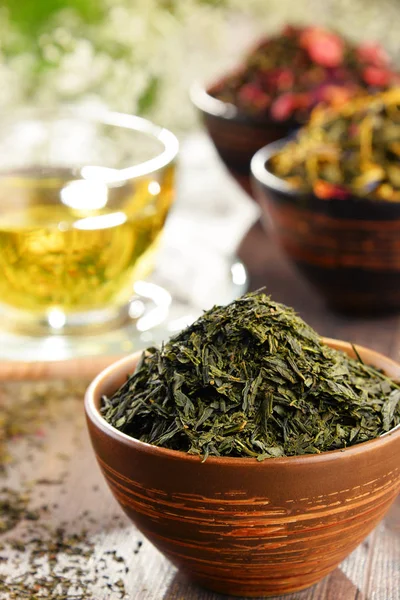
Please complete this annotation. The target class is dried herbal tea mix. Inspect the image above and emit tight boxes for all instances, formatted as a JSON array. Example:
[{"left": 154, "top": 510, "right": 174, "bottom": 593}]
[
  {"left": 271, "top": 89, "right": 400, "bottom": 201},
  {"left": 211, "top": 25, "right": 399, "bottom": 123},
  {"left": 102, "top": 292, "right": 400, "bottom": 460}
]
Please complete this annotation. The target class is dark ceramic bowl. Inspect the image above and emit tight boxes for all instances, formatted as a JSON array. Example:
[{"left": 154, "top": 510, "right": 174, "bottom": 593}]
[
  {"left": 85, "top": 341, "right": 400, "bottom": 598},
  {"left": 251, "top": 139, "right": 400, "bottom": 314},
  {"left": 190, "top": 82, "right": 296, "bottom": 198}
]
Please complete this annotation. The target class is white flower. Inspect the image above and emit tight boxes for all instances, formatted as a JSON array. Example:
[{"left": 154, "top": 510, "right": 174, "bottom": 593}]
[{"left": 0, "top": 0, "right": 399, "bottom": 131}]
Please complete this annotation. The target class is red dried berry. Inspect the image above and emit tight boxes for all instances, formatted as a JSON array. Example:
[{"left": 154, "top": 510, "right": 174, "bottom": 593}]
[
  {"left": 362, "top": 66, "right": 392, "bottom": 87},
  {"left": 300, "top": 27, "right": 344, "bottom": 68},
  {"left": 237, "top": 83, "right": 261, "bottom": 104},
  {"left": 357, "top": 43, "right": 390, "bottom": 67},
  {"left": 332, "top": 186, "right": 351, "bottom": 200},
  {"left": 276, "top": 68, "right": 295, "bottom": 91},
  {"left": 270, "top": 93, "right": 297, "bottom": 121},
  {"left": 262, "top": 68, "right": 295, "bottom": 92},
  {"left": 314, "top": 181, "right": 350, "bottom": 200},
  {"left": 238, "top": 83, "right": 270, "bottom": 110},
  {"left": 321, "top": 85, "right": 354, "bottom": 107}
]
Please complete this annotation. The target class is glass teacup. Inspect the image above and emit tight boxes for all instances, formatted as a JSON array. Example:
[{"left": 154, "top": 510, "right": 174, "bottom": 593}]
[{"left": 0, "top": 107, "right": 178, "bottom": 334}]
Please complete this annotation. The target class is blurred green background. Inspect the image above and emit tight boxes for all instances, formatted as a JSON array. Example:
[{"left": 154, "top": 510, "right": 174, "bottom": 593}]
[{"left": 0, "top": 0, "right": 399, "bottom": 132}]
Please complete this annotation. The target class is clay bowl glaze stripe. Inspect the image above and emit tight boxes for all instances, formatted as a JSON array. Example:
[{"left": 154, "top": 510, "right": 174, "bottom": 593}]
[
  {"left": 85, "top": 341, "right": 400, "bottom": 597},
  {"left": 190, "top": 82, "right": 296, "bottom": 198},
  {"left": 250, "top": 139, "right": 400, "bottom": 314}
]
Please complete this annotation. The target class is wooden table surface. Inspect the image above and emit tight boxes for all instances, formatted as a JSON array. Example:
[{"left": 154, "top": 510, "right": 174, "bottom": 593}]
[{"left": 1, "top": 144, "right": 400, "bottom": 600}]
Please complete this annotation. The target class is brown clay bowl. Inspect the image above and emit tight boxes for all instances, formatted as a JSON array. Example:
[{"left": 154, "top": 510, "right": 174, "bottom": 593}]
[
  {"left": 190, "top": 82, "right": 296, "bottom": 198},
  {"left": 85, "top": 340, "right": 400, "bottom": 598},
  {"left": 251, "top": 139, "right": 400, "bottom": 315}
]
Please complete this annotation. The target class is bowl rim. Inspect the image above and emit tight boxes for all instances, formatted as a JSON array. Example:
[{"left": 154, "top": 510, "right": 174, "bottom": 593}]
[
  {"left": 190, "top": 81, "right": 298, "bottom": 128},
  {"left": 85, "top": 337, "right": 400, "bottom": 466},
  {"left": 0, "top": 105, "right": 180, "bottom": 184},
  {"left": 190, "top": 81, "right": 239, "bottom": 121},
  {"left": 250, "top": 137, "right": 302, "bottom": 195},
  {"left": 250, "top": 138, "right": 400, "bottom": 207}
]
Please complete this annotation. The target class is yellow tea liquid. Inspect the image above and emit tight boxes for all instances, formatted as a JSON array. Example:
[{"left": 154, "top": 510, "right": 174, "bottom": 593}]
[{"left": 0, "top": 166, "right": 174, "bottom": 322}]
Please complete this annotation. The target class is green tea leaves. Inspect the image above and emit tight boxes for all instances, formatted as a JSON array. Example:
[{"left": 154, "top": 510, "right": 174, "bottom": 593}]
[{"left": 102, "top": 292, "right": 400, "bottom": 459}]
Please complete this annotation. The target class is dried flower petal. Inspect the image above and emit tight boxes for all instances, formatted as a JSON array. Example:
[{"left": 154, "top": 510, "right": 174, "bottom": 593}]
[
  {"left": 357, "top": 43, "right": 390, "bottom": 67},
  {"left": 238, "top": 83, "right": 270, "bottom": 110},
  {"left": 313, "top": 180, "right": 350, "bottom": 199},
  {"left": 362, "top": 66, "right": 392, "bottom": 87},
  {"left": 300, "top": 27, "right": 345, "bottom": 68},
  {"left": 271, "top": 93, "right": 297, "bottom": 121}
]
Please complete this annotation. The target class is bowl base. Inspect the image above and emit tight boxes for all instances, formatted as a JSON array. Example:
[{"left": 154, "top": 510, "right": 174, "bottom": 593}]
[{"left": 191, "top": 572, "right": 325, "bottom": 598}]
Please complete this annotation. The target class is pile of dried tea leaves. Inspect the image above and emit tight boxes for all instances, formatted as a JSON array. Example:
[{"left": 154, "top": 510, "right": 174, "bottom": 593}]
[
  {"left": 102, "top": 291, "right": 400, "bottom": 460},
  {"left": 211, "top": 25, "right": 399, "bottom": 123},
  {"left": 271, "top": 88, "right": 400, "bottom": 201}
]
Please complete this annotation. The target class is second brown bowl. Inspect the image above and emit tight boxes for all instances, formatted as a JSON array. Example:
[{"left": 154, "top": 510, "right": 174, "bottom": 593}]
[
  {"left": 191, "top": 82, "right": 295, "bottom": 198},
  {"left": 85, "top": 340, "right": 400, "bottom": 597},
  {"left": 251, "top": 139, "right": 400, "bottom": 314}
]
